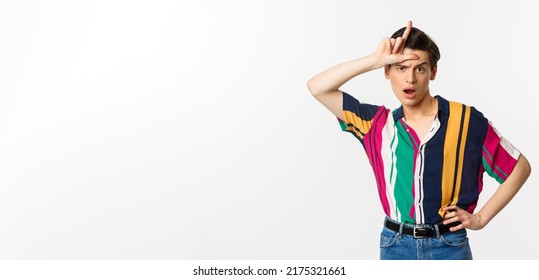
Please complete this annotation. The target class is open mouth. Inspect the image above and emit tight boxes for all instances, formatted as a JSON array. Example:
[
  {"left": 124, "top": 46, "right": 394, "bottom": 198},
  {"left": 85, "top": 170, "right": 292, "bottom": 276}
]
[
  {"left": 402, "top": 88, "right": 416, "bottom": 99},
  {"left": 403, "top": 88, "right": 416, "bottom": 94},
  {"left": 403, "top": 88, "right": 416, "bottom": 95}
]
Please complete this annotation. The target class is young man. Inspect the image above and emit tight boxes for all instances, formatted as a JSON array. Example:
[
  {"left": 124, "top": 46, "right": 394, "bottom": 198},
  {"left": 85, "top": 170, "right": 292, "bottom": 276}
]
[{"left": 307, "top": 21, "right": 531, "bottom": 260}]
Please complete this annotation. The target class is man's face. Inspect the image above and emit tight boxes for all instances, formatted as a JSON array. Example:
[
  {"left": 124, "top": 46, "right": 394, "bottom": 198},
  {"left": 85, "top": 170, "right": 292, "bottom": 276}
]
[{"left": 385, "top": 48, "right": 437, "bottom": 108}]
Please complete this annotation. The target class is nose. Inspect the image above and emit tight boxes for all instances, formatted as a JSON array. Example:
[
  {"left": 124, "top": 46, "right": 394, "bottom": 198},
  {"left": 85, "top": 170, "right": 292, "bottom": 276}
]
[{"left": 406, "top": 69, "right": 416, "bottom": 84}]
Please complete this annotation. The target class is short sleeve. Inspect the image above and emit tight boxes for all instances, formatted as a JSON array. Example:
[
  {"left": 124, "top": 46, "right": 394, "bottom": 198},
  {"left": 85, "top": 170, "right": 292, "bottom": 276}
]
[
  {"left": 337, "top": 92, "right": 383, "bottom": 141},
  {"left": 481, "top": 121, "right": 521, "bottom": 183}
]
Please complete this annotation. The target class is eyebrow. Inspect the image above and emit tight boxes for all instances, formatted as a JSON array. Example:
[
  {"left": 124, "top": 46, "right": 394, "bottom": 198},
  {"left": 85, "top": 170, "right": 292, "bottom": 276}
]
[
  {"left": 395, "top": 61, "right": 429, "bottom": 67},
  {"left": 395, "top": 62, "right": 429, "bottom": 68}
]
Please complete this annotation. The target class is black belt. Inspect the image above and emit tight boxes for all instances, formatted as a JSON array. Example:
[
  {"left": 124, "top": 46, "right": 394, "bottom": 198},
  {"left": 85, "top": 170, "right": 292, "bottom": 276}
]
[{"left": 384, "top": 218, "right": 460, "bottom": 238}]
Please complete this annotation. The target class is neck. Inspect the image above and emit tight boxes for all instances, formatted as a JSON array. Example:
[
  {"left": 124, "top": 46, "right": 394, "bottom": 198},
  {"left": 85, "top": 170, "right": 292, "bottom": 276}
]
[{"left": 403, "top": 95, "right": 438, "bottom": 121}]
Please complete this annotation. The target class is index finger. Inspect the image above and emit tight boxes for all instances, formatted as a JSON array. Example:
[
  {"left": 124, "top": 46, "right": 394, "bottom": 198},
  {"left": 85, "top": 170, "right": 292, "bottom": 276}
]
[
  {"left": 402, "top": 20, "right": 413, "bottom": 41},
  {"left": 442, "top": 205, "right": 458, "bottom": 211}
]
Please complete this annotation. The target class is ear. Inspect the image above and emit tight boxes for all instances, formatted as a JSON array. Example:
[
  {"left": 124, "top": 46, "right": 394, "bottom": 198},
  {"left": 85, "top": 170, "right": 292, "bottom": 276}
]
[
  {"left": 430, "top": 65, "right": 438, "bottom": 80},
  {"left": 384, "top": 65, "right": 390, "bottom": 79}
]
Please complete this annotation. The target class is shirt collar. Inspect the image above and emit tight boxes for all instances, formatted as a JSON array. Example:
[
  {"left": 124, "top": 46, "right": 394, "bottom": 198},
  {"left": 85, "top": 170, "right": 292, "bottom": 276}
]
[{"left": 392, "top": 95, "right": 449, "bottom": 122}]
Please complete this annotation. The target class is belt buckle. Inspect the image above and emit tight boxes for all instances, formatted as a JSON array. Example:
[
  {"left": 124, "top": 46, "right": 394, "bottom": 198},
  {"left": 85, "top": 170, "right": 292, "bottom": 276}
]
[{"left": 413, "top": 227, "right": 430, "bottom": 238}]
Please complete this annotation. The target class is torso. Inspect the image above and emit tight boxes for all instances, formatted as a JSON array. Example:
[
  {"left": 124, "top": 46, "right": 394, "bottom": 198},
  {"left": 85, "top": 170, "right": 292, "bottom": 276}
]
[{"left": 404, "top": 115, "right": 437, "bottom": 142}]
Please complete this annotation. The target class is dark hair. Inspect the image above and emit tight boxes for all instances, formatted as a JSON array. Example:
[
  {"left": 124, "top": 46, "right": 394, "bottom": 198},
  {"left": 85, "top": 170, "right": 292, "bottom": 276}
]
[{"left": 391, "top": 26, "right": 440, "bottom": 69}]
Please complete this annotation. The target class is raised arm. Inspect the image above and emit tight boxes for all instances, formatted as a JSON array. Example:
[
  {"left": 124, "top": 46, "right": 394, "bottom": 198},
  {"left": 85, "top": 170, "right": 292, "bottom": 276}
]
[{"left": 307, "top": 21, "right": 418, "bottom": 120}]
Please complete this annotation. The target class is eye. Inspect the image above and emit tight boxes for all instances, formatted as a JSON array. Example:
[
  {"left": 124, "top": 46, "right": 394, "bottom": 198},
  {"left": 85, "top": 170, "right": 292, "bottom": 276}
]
[
  {"left": 416, "top": 66, "right": 424, "bottom": 72},
  {"left": 397, "top": 66, "right": 406, "bottom": 71}
]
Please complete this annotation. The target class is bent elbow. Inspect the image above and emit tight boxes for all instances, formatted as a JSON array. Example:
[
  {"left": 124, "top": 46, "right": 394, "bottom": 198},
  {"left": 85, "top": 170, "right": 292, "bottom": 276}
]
[
  {"left": 307, "top": 78, "right": 328, "bottom": 98},
  {"left": 524, "top": 157, "right": 532, "bottom": 178},
  {"left": 307, "top": 78, "right": 319, "bottom": 96},
  {"left": 519, "top": 154, "right": 532, "bottom": 180}
]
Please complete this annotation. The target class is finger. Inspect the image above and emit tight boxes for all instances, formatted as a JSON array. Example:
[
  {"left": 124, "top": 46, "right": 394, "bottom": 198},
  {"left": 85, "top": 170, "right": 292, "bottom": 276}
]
[
  {"left": 443, "top": 211, "right": 457, "bottom": 219},
  {"left": 392, "top": 37, "right": 402, "bottom": 53},
  {"left": 443, "top": 216, "right": 459, "bottom": 225},
  {"left": 443, "top": 205, "right": 458, "bottom": 211},
  {"left": 450, "top": 223, "right": 464, "bottom": 232},
  {"left": 402, "top": 20, "right": 413, "bottom": 42},
  {"left": 390, "top": 38, "right": 396, "bottom": 46},
  {"left": 399, "top": 54, "right": 419, "bottom": 61},
  {"left": 397, "top": 21, "right": 413, "bottom": 54},
  {"left": 386, "top": 38, "right": 392, "bottom": 53}
]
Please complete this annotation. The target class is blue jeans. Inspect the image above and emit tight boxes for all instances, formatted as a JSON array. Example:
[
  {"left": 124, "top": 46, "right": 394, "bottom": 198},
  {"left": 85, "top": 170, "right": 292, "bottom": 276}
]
[{"left": 379, "top": 218, "right": 473, "bottom": 260}]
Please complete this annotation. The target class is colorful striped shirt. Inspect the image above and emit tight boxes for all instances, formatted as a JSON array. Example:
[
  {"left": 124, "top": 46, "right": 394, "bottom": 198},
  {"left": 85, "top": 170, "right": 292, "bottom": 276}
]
[{"left": 338, "top": 92, "right": 520, "bottom": 225}]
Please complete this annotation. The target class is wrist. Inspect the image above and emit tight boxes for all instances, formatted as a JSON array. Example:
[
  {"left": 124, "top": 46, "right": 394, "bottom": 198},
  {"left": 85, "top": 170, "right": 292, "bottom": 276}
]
[
  {"left": 475, "top": 212, "right": 490, "bottom": 230},
  {"left": 362, "top": 54, "right": 384, "bottom": 71}
]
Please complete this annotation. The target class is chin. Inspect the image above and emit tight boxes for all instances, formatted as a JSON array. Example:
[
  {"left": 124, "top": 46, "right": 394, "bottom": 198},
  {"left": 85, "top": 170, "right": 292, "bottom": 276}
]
[{"left": 396, "top": 96, "right": 418, "bottom": 107}]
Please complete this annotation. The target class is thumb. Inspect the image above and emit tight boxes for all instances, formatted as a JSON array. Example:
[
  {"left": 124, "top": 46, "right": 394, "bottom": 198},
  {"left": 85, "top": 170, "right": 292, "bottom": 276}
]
[
  {"left": 400, "top": 53, "right": 419, "bottom": 61},
  {"left": 385, "top": 53, "right": 420, "bottom": 66}
]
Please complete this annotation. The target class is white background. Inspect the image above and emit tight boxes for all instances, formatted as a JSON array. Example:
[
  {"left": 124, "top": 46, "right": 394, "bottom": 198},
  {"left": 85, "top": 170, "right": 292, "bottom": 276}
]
[{"left": 0, "top": 0, "right": 537, "bottom": 260}]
